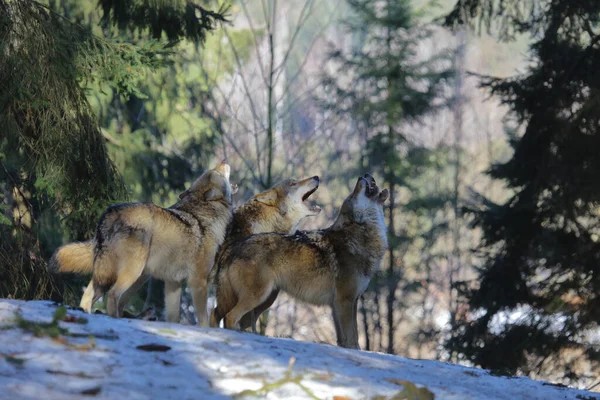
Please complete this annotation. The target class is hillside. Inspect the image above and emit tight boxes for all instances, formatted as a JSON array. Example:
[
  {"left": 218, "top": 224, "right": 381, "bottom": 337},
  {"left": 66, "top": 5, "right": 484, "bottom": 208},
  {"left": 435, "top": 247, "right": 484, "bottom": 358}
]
[{"left": 0, "top": 300, "right": 596, "bottom": 400}]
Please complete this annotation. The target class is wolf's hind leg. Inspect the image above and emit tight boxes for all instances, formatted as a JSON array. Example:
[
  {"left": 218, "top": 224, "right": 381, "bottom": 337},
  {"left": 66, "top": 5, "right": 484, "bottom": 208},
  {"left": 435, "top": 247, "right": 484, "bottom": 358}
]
[
  {"left": 209, "top": 306, "right": 223, "bottom": 328},
  {"left": 107, "top": 238, "right": 149, "bottom": 318},
  {"left": 239, "top": 289, "right": 280, "bottom": 333},
  {"left": 224, "top": 284, "right": 273, "bottom": 331},
  {"left": 238, "top": 311, "right": 256, "bottom": 333},
  {"left": 118, "top": 275, "right": 149, "bottom": 316}
]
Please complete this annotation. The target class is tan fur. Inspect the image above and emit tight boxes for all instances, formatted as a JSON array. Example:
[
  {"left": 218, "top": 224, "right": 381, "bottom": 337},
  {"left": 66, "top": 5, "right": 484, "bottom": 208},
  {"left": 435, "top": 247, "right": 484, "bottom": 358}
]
[
  {"left": 51, "top": 161, "right": 234, "bottom": 326},
  {"left": 76, "top": 176, "right": 320, "bottom": 320},
  {"left": 209, "top": 176, "right": 321, "bottom": 329},
  {"left": 213, "top": 174, "right": 389, "bottom": 349},
  {"left": 48, "top": 241, "right": 94, "bottom": 274}
]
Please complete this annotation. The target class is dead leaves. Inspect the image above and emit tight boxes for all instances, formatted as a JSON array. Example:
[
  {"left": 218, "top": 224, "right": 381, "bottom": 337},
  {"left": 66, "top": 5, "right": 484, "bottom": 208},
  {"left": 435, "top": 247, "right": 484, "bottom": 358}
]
[{"left": 385, "top": 378, "right": 435, "bottom": 400}]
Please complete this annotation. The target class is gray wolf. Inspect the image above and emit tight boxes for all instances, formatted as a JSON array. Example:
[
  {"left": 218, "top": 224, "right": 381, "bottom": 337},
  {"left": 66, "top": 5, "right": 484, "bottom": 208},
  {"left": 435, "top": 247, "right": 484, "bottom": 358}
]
[
  {"left": 210, "top": 176, "right": 321, "bottom": 330},
  {"left": 211, "top": 174, "right": 388, "bottom": 348},
  {"left": 49, "top": 161, "right": 234, "bottom": 326}
]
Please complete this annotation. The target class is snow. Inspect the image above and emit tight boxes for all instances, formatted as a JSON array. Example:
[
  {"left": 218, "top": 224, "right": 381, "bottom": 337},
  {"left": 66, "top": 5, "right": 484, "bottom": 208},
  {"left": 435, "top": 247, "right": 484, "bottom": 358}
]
[{"left": 0, "top": 300, "right": 597, "bottom": 400}]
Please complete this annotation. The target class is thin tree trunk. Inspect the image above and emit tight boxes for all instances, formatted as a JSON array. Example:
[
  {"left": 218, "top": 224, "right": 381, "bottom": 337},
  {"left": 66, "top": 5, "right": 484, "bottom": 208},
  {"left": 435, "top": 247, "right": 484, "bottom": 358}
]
[
  {"left": 259, "top": 0, "right": 278, "bottom": 335},
  {"left": 448, "top": 30, "right": 466, "bottom": 360},
  {"left": 265, "top": 0, "right": 278, "bottom": 189},
  {"left": 384, "top": 0, "right": 397, "bottom": 355},
  {"left": 386, "top": 181, "right": 396, "bottom": 354},
  {"left": 449, "top": 29, "right": 466, "bottom": 350},
  {"left": 360, "top": 295, "right": 371, "bottom": 351},
  {"left": 374, "top": 289, "right": 383, "bottom": 351}
]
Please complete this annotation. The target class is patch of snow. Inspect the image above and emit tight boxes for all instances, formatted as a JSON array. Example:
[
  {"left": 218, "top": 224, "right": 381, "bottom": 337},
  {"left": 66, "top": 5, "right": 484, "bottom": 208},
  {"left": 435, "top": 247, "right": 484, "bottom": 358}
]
[
  {"left": 489, "top": 305, "right": 569, "bottom": 335},
  {"left": 0, "top": 300, "right": 597, "bottom": 400}
]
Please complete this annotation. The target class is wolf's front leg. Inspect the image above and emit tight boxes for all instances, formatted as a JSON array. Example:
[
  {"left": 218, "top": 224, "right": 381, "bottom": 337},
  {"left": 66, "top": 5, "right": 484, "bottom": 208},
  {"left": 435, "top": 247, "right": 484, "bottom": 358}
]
[
  {"left": 189, "top": 274, "right": 209, "bottom": 327},
  {"left": 332, "top": 296, "right": 360, "bottom": 349},
  {"left": 80, "top": 280, "right": 95, "bottom": 313},
  {"left": 164, "top": 281, "right": 182, "bottom": 323},
  {"left": 190, "top": 251, "right": 216, "bottom": 327}
]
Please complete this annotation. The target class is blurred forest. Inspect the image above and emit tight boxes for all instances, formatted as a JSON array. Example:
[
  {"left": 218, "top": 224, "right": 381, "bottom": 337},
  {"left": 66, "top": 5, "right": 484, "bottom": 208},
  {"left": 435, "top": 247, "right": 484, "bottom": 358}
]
[{"left": 1, "top": 0, "right": 599, "bottom": 392}]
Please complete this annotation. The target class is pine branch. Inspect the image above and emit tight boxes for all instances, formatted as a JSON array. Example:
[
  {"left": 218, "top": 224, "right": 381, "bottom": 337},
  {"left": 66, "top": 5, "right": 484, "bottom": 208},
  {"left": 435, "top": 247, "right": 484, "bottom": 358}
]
[{"left": 98, "top": 0, "right": 230, "bottom": 43}]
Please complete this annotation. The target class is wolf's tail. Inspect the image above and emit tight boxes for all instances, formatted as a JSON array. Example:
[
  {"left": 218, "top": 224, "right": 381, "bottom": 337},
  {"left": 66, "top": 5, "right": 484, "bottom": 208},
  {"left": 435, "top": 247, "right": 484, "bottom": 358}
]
[
  {"left": 210, "top": 265, "right": 239, "bottom": 327},
  {"left": 48, "top": 241, "right": 94, "bottom": 274},
  {"left": 209, "top": 246, "right": 227, "bottom": 284},
  {"left": 208, "top": 262, "right": 219, "bottom": 284}
]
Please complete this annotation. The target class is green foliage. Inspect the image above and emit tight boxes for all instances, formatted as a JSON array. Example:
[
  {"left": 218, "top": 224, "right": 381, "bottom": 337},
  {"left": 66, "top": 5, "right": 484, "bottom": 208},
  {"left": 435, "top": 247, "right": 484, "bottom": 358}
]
[
  {"left": 48, "top": 1, "right": 252, "bottom": 310},
  {"left": 16, "top": 306, "right": 71, "bottom": 338},
  {"left": 98, "top": 0, "right": 229, "bottom": 43},
  {"left": 0, "top": 202, "right": 10, "bottom": 226},
  {"left": 444, "top": 0, "right": 600, "bottom": 385},
  {"left": 322, "top": 0, "right": 455, "bottom": 353},
  {"left": 0, "top": 0, "right": 224, "bottom": 303}
]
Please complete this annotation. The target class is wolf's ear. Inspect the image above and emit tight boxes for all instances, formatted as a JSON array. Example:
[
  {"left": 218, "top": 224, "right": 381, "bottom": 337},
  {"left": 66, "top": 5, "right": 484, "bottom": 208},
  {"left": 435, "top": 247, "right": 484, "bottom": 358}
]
[
  {"left": 204, "top": 188, "right": 223, "bottom": 201},
  {"left": 378, "top": 189, "right": 389, "bottom": 204},
  {"left": 253, "top": 190, "right": 278, "bottom": 207}
]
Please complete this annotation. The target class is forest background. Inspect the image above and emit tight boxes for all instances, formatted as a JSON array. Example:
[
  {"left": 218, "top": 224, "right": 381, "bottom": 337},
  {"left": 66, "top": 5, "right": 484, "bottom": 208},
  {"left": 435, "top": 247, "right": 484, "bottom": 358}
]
[{"left": 1, "top": 0, "right": 598, "bottom": 392}]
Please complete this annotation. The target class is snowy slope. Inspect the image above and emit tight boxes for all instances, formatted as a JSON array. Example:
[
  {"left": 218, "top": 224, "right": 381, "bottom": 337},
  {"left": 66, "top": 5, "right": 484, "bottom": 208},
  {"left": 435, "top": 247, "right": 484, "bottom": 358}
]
[{"left": 0, "top": 300, "right": 597, "bottom": 400}]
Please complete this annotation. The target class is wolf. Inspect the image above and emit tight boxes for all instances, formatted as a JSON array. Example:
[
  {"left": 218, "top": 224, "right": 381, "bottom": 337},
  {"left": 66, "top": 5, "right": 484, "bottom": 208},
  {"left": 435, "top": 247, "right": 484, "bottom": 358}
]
[
  {"left": 50, "top": 174, "right": 320, "bottom": 324},
  {"left": 211, "top": 174, "right": 388, "bottom": 349},
  {"left": 48, "top": 161, "right": 234, "bottom": 326},
  {"left": 210, "top": 176, "right": 321, "bottom": 331}
]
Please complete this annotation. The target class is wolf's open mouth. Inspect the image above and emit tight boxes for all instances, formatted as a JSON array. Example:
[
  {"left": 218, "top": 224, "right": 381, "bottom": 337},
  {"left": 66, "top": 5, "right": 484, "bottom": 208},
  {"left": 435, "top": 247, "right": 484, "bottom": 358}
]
[
  {"left": 302, "top": 185, "right": 321, "bottom": 212},
  {"left": 302, "top": 186, "right": 318, "bottom": 202},
  {"left": 362, "top": 174, "right": 377, "bottom": 196},
  {"left": 365, "top": 180, "right": 380, "bottom": 198}
]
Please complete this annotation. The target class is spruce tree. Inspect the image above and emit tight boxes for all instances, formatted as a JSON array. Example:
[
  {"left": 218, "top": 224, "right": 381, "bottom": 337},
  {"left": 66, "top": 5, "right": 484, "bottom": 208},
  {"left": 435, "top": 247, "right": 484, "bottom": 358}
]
[
  {"left": 322, "top": 0, "right": 453, "bottom": 353},
  {"left": 443, "top": 0, "right": 600, "bottom": 386},
  {"left": 0, "top": 0, "right": 225, "bottom": 301}
]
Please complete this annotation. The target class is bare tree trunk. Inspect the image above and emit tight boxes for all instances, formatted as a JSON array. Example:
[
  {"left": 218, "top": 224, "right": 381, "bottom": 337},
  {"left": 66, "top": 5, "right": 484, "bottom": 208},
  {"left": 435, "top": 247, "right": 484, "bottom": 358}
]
[
  {"left": 384, "top": 0, "right": 397, "bottom": 356},
  {"left": 386, "top": 181, "right": 396, "bottom": 354},
  {"left": 374, "top": 289, "right": 383, "bottom": 351},
  {"left": 448, "top": 29, "right": 466, "bottom": 357},
  {"left": 360, "top": 295, "right": 371, "bottom": 351},
  {"left": 265, "top": 0, "right": 278, "bottom": 189},
  {"left": 259, "top": 0, "right": 279, "bottom": 335}
]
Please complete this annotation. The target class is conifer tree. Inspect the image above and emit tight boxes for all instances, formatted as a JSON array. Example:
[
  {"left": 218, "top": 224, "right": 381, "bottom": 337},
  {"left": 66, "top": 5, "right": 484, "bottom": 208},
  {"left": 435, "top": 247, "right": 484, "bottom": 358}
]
[
  {"left": 0, "top": 0, "right": 225, "bottom": 301},
  {"left": 322, "top": 0, "right": 453, "bottom": 353},
  {"left": 444, "top": 0, "right": 600, "bottom": 386}
]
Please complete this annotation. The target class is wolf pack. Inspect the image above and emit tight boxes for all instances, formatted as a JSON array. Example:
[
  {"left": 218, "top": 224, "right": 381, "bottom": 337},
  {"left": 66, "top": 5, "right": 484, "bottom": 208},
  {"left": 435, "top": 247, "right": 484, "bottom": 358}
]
[{"left": 49, "top": 160, "right": 388, "bottom": 349}]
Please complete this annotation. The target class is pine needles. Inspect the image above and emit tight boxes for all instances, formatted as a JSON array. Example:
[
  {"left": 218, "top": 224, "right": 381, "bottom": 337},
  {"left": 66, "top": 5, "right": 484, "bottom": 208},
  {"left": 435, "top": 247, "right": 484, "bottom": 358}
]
[{"left": 0, "top": 0, "right": 224, "bottom": 301}]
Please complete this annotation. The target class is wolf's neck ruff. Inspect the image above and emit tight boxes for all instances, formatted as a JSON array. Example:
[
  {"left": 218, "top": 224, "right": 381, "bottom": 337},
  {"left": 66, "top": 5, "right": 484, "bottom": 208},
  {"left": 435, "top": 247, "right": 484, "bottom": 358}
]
[{"left": 225, "top": 201, "right": 292, "bottom": 245}]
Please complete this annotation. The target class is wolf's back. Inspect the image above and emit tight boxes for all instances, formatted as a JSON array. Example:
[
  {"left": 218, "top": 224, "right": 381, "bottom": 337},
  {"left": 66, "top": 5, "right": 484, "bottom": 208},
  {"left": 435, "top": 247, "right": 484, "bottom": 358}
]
[{"left": 48, "top": 241, "right": 94, "bottom": 274}]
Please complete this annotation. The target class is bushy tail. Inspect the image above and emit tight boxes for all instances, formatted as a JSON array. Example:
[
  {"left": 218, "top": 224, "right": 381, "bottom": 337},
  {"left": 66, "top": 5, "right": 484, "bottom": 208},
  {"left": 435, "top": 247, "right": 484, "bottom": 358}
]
[
  {"left": 210, "top": 268, "right": 237, "bottom": 327},
  {"left": 209, "top": 247, "right": 227, "bottom": 284},
  {"left": 208, "top": 263, "right": 219, "bottom": 284},
  {"left": 92, "top": 249, "right": 117, "bottom": 297},
  {"left": 48, "top": 241, "right": 94, "bottom": 274}
]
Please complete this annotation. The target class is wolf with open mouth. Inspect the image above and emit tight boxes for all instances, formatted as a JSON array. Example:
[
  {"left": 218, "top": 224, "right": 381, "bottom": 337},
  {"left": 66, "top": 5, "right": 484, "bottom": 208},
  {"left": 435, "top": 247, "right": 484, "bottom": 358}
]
[{"left": 210, "top": 176, "right": 322, "bottom": 331}]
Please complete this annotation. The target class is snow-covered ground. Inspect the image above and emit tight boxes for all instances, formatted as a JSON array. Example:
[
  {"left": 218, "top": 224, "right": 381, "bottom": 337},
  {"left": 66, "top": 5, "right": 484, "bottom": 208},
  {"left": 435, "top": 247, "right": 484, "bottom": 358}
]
[{"left": 0, "top": 300, "right": 597, "bottom": 400}]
